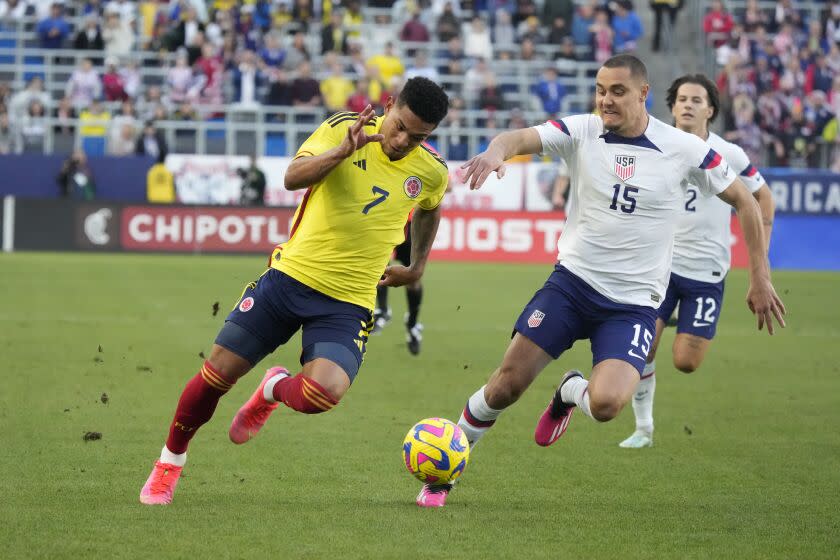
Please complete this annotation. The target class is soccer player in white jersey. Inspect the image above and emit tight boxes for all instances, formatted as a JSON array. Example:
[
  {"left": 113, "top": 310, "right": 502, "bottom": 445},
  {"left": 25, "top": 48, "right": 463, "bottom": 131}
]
[
  {"left": 414, "top": 55, "right": 786, "bottom": 508},
  {"left": 618, "top": 74, "right": 775, "bottom": 449}
]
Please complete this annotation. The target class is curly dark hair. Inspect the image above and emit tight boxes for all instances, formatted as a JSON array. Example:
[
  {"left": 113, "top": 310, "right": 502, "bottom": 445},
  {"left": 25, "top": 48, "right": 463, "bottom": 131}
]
[
  {"left": 396, "top": 77, "right": 449, "bottom": 126},
  {"left": 666, "top": 74, "right": 721, "bottom": 123}
]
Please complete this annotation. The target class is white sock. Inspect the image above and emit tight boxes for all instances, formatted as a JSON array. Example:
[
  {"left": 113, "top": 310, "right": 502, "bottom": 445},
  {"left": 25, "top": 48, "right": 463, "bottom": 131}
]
[
  {"left": 632, "top": 361, "right": 656, "bottom": 434},
  {"left": 560, "top": 375, "right": 595, "bottom": 420},
  {"left": 160, "top": 445, "right": 187, "bottom": 467},
  {"left": 457, "top": 385, "right": 503, "bottom": 447},
  {"left": 262, "top": 371, "right": 289, "bottom": 402}
]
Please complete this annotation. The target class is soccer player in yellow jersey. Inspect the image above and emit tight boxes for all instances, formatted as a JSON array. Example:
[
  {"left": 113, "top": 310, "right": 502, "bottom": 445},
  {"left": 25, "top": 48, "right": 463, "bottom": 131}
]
[{"left": 140, "top": 77, "right": 450, "bottom": 505}]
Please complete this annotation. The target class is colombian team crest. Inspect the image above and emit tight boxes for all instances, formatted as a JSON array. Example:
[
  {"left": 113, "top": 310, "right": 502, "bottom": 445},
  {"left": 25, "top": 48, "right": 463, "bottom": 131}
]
[
  {"left": 527, "top": 310, "right": 546, "bottom": 328},
  {"left": 403, "top": 176, "right": 422, "bottom": 199},
  {"left": 614, "top": 155, "right": 636, "bottom": 182},
  {"left": 239, "top": 297, "right": 254, "bottom": 312}
]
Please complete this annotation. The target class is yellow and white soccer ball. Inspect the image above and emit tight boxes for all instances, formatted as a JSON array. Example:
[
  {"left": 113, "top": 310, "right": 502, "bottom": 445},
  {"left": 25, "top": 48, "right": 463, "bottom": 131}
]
[{"left": 403, "top": 417, "right": 470, "bottom": 485}]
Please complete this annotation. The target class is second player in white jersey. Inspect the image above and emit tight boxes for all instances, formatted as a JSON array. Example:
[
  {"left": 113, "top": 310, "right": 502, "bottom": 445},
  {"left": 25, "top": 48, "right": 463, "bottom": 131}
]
[
  {"left": 671, "top": 132, "right": 766, "bottom": 283},
  {"left": 620, "top": 74, "right": 776, "bottom": 450}
]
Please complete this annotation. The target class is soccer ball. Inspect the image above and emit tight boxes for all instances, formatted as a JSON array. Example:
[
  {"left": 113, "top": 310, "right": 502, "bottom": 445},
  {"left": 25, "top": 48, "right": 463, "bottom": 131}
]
[{"left": 403, "top": 417, "right": 470, "bottom": 485}]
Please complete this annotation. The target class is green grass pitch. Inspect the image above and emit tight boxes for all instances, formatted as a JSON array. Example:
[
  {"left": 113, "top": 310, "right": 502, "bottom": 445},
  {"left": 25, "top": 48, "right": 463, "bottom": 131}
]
[{"left": 1, "top": 252, "right": 839, "bottom": 559}]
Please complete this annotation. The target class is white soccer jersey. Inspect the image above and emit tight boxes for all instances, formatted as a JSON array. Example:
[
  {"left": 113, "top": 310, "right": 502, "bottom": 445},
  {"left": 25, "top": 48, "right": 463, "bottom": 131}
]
[
  {"left": 536, "top": 114, "right": 736, "bottom": 308},
  {"left": 670, "top": 132, "right": 765, "bottom": 283}
]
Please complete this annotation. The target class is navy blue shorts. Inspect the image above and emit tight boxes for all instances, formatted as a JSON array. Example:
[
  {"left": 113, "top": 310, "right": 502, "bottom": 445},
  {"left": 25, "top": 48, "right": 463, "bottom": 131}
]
[
  {"left": 514, "top": 265, "right": 658, "bottom": 375},
  {"left": 657, "top": 272, "right": 725, "bottom": 340},
  {"left": 215, "top": 269, "right": 374, "bottom": 380}
]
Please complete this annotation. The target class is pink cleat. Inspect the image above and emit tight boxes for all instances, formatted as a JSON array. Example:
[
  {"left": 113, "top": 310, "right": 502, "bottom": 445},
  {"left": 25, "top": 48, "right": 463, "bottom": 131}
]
[
  {"left": 534, "top": 370, "right": 583, "bottom": 447},
  {"left": 416, "top": 484, "right": 452, "bottom": 508},
  {"left": 229, "top": 366, "right": 288, "bottom": 444},
  {"left": 139, "top": 460, "right": 183, "bottom": 505}
]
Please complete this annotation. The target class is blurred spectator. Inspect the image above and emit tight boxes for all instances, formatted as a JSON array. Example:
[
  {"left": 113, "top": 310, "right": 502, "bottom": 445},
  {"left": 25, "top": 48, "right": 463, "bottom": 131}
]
[
  {"left": 52, "top": 96, "right": 76, "bottom": 136},
  {"left": 518, "top": 15, "right": 545, "bottom": 44},
  {"left": 290, "top": 60, "right": 322, "bottom": 107},
  {"left": 572, "top": 2, "right": 596, "bottom": 53},
  {"left": 57, "top": 150, "right": 96, "bottom": 200},
  {"left": 650, "top": 0, "right": 680, "bottom": 52},
  {"left": 0, "top": 109, "right": 12, "bottom": 154},
  {"left": 102, "top": 56, "right": 128, "bottom": 102},
  {"left": 137, "top": 86, "right": 166, "bottom": 121},
  {"left": 320, "top": 55, "right": 354, "bottom": 111},
  {"left": 103, "top": 99, "right": 136, "bottom": 155},
  {"left": 405, "top": 50, "right": 439, "bottom": 82},
  {"left": 591, "top": 8, "right": 614, "bottom": 64},
  {"left": 805, "top": 91, "right": 834, "bottom": 136},
  {"left": 238, "top": 155, "right": 267, "bottom": 206},
  {"left": 167, "top": 51, "right": 195, "bottom": 104},
  {"left": 513, "top": 0, "right": 539, "bottom": 28},
  {"left": 74, "top": 13, "right": 104, "bottom": 50},
  {"left": 542, "top": 0, "right": 574, "bottom": 31},
  {"left": 806, "top": 53, "right": 834, "bottom": 95},
  {"left": 15, "top": 100, "right": 47, "bottom": 153},
  {"left": 367, "top": 42, "right": 405, "bottom": 85},
  {"left": 780, "top": 100, "right": 818, "bottom": 167},
  {"left": 439, "top": 36, "right": 466, "bottom": 76},
  {"left": 493, "top": 9, "right": 516, "bottom": 46},
  {"left": 103, "top": 9, "right": 134, "bottom": 57},
  {"left": 531, "top": 66, "right": 567, "bottom": 118},
  {"left": 724, "top": 94, "right": 765, "bottom": 165},
  {"left": 478, "top": 73, "right": 505, "bottom": 111},
  {"left": 546, "top": 16, "right": 570, "bottom": 45},
  {"left": 194, "top": 43, "right": 224, "bottom": 105},
  {"left": 436, "top": 2, "right": 461, "bottom": 42},
  {"left": 442, "top": 104, "right": 468, "bottom": 161},
  {"left": 9, "top": 76, "right": 51, "bottom": 122},
  {"left": 173, "top": 100, "right": 198, "bottom": 121},
  {"left": 283, "top": 31, "right": 311, "bottom": 71},
  {"left": 0, "top": 0, "right": 27, "bottom": 23},
  {"left": 752, "top": 56, "right": 779, "bottom": 95},
  {"left": 136, "top": 120, "right": 168, "bottom": 163},
  {"left": 79, "top": 99, "right": 111, "bottom": 139},
  {"left": 519, "top": 37, "right": 537, "bottom": 61},
  {"left": 66, "top": 58, "right": 102, "bottom": 111},
  {"left": 167, "top": 6, "right": 204, "bottom": 51},
  {"left": 265, "top": 69, "right": 293, "bottom": 107},
  {"left": 233, "top": 50, "right": 268, "bottom": 107},
  {"left": 611, "top": 0, "right": 643, "bottom": 53},
  {"left": 347, "top": 78, "right": 372, "bottom": 112},
  {"left": 37, "top": 3, "right": 70, "bottom": 49},
  {"left": 292, "top": 0, "right": 315, "bottom": 31},
  {"left": 464, "top": 16, "right": 493, "bottom": 60},
  {"left": 741, "top": 0, "right": 768, "bottom": 32},
  {"left": 120, "top": 59, "right": 142, "bottom": 99},
  {"left": 703, "top": 0, "right": 734, "bottom": 49},
  {"left": 774, "top": 0, "right": 801, "bottom": 29},
  {"left": 400, "top": 8, "right": 431, "bottom": 46},
  {"left": 343, "top": 0, "right": 364, "bottom": 42},
  {"left": 464, "top": 58, "right": 492, "bottom": 107},
  {"left": 146, "top": 160, "right": 176, "bottom": 204},
  {"left": 321, "top": 11, "right": 349, "bottom": 55}
]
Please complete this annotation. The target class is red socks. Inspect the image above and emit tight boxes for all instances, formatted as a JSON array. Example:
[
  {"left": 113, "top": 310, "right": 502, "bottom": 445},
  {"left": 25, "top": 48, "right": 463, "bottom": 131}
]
[
  {"left": 272, "top": 373, "right": 337, "bottom": 414},
  {"left": 165, "top": 361, "right": 233, "bottom": 454}
]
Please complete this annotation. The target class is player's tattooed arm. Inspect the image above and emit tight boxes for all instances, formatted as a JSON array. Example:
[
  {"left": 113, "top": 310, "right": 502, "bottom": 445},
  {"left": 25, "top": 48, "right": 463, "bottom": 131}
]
[
  {"left": 752, "top": 184, "right": 775, "bottom": 254},
  {"left": 461, "top": 128, "right": 543, "bottom": 190},
  {"left": 379, "top": 206, "right": 441, "bottom": 288},
  {"left": 718, "top": 179, "right": 786, "bottom": 335},
  {"left": 285, "top": 105, "right": 383, "bottom": 190}
]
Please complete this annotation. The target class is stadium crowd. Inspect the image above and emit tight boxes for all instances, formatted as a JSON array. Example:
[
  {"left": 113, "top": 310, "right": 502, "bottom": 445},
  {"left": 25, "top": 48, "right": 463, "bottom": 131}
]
[
  {"left": 704, "top": 0, "right": 839, "bottom": 168},
  {"left": 0, "top": 0, "right": 836, "bottom": 169}
]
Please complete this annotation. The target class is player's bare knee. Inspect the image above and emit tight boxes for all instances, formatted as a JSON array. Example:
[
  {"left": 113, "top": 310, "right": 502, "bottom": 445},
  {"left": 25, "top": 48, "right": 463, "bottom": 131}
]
[
  {"left": 588, "top": 392, "right": 623, "bottom": 422},
  {"left": 674, "top": 358, "right": 700, "bottom": 374},
  {"left": 486, "top": 366, "right": 527, "bottom": 409},
  {"left": 208, "top": 345, "right": 251, "bottom": 384}
]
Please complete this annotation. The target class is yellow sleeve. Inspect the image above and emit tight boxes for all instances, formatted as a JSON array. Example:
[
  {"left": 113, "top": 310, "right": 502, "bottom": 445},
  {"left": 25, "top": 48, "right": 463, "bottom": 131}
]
[
  {"left": 295, "top": 114, "right": 352, "bottom": 158},
  {"left": 417, "top": 166, "right": 449, "bottom": 211}
]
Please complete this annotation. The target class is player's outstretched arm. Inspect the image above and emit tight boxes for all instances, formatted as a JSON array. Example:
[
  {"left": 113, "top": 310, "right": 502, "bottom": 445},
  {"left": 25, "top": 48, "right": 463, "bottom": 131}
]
[
  {"left": 718, "top": 179, "right": 786, "bottom": 334},
  {"left": 379, "top": 206, "right": 441, "bottom": 288},
  {"left": 285, "top": 105, "right": 384, "bottom": 191},
  {"left": 753, "top": 183, "right": 775, "bottom": 254},
  {"left": 461, "top": 128, "right": 542, "bottom": 190}
]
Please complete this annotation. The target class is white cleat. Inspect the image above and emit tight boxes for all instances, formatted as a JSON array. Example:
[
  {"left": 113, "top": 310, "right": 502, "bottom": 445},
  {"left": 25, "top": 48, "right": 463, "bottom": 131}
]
[{"left": 619, "top": 430, "right": 653, "bottom": 448}]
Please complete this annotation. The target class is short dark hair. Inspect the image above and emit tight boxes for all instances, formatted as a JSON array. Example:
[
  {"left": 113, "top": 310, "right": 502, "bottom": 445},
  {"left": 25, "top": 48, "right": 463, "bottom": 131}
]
[
  {"left": 601, "top": 54, "right": 648, "bottom": 82},
  {"left": 397, "top": 77, "right": 449, "bottom": 126},
  {"left": 666, "top": 74, "right": 721, "bottom": 123}
]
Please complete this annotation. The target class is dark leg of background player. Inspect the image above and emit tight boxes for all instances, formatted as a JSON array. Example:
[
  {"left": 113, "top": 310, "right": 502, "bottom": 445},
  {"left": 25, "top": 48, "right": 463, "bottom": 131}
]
[{"left": 406, "top": 285, "right": 422, "bottom": 328}]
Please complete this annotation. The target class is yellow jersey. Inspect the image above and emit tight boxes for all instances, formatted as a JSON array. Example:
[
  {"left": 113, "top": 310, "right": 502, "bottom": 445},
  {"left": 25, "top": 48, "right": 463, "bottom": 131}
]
[{"left": 271, "top": 112, "right": 449, "bottom": 310}]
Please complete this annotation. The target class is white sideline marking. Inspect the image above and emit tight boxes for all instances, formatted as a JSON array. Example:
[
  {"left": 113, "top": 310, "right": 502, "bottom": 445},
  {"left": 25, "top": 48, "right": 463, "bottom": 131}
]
[{"left": 2, "top": 196, "right": 13, "bottom": 253}]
